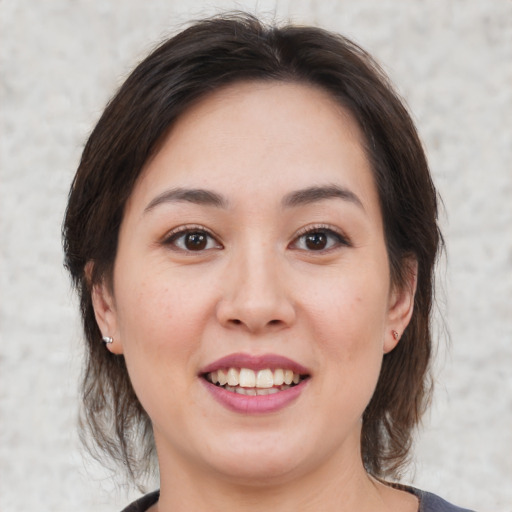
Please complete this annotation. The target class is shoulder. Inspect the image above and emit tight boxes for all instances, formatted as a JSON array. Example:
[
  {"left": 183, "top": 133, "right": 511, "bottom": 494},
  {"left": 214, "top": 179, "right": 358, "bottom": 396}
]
[
  {"left": 120, "top": 490, "right": 160, "bottom": 512},
  {"left": 410, "top": 488, "right": 476, "bottom": 512}
]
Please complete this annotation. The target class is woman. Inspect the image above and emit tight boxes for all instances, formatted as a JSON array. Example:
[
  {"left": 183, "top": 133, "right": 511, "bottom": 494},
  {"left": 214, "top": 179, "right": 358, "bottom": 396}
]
[{"left": 63, "top": 13, "right": 474, "bottom": 512}]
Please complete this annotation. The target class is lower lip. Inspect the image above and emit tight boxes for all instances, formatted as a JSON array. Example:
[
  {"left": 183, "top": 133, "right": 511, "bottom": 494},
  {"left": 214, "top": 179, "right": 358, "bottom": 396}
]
[{"left": 201, "top": 379, "right": 309, "bottom": 414}]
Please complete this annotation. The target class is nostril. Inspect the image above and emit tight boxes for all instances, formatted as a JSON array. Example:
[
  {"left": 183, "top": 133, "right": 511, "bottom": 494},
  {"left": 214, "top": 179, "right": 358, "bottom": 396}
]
[{"left": 228, "top": 318, "right": 280, "bottom": 327}]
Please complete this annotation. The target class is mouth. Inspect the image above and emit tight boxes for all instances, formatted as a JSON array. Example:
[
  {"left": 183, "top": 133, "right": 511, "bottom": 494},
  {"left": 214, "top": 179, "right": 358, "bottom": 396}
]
[
  {"left": 203, "top": 367, "right": 308, "bottom": 396},
  {"left": 199, "top": 353, "right": 311, "bottom": 412}
]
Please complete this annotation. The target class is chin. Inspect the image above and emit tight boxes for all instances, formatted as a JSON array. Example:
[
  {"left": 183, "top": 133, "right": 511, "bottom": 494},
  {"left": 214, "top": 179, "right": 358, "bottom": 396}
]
[
  {"left": 198, "top": 430, "right": 318, "bottom": 486},
  {"left": 211, "top": 455, "right": 303, "bottom": 487}
]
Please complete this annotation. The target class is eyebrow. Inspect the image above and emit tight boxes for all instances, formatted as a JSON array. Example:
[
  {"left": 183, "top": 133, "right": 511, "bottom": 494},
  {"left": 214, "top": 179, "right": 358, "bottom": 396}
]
[
  {"left": 282, "top": 185, "right": 364, "bottom": 210},
  {"left": 144, "top": 187, "right": 229, "bottom": 213},
  {"left": 144, "top": 184, "right": 364, "bottom": 214}
]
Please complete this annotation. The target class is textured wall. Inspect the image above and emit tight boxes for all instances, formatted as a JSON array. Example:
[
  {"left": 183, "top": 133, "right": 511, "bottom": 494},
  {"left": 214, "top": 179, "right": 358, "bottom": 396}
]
[{"left": 0, "top": 1, "right": 511, "bottom": 511}]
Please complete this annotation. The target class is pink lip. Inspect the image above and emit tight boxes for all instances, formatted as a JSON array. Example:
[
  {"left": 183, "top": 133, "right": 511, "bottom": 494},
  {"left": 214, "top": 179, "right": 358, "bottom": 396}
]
[
  {"left": 199, "top": 353, "right": 311, "bottom": 414},
  {"left": 199, "top": 353, "right": 310, "bottom": 375},
  {"left": 200, "top": 378, "right": 309, "bottom": 414}
]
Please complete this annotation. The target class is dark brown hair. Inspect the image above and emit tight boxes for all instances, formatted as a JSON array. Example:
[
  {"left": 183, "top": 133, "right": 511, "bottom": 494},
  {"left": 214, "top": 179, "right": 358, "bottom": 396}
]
[{"left": 63, "top": 13, "right": 441, "bottom": 483}]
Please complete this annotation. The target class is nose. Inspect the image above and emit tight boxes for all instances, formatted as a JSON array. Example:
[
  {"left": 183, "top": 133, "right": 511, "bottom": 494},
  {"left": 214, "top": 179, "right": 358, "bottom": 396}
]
[{"left": 216, "top": 248, "right": 296, "bottom": 334}]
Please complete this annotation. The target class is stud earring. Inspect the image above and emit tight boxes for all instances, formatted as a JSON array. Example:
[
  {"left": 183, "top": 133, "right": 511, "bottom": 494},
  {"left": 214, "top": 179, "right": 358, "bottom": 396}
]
[
  {"left": 102, "top": 336, "right": 113, "bottom": 344},
  {"left": 392, "top": 330, "right": 399, "bottom": 341}
]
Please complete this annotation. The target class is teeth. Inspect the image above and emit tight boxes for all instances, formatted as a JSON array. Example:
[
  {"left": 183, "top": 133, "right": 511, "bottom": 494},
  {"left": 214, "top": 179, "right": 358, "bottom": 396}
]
[
  {"left": 227, "top": 368, "right": 239, "bottom": 386},
  {"left": 273, "top": 368, "right": 284, "bottom": 386},
  {"left": 217, "top": 369, "right": 228, "bottom": 386},
  {"left": 256, "top": 369, "right": 274, "bottom": 388},
  {"left": 239, "top": 368, "right": 256, "bottom": 388},
  {"left": 232, "top": 386, "right": 284, "bottom": 396},
  {"left": 207, "top": 367, "right": 304, "bottom": 392}
]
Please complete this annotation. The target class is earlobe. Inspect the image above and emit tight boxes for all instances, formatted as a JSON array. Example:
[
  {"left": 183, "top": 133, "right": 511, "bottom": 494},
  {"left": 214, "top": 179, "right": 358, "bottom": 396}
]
[
  {"left": 89, "top": 267, "right": 124, "bottom": 355},
  {"left": 384, "top": 259, "right": 418, "bottom": 354}
]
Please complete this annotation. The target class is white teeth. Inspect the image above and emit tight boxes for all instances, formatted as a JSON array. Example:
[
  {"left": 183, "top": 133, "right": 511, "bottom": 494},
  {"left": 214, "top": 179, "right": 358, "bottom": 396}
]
[
  {"left": 273, "top": 368, "right": 284, "bottom": 386},
  {"left": 255, "top": 387, "right": 280, "bottom": 395},
  {"left": 239, "top": 368, "right": 256, "bottom": 388},
  {"left": 256, "top": 369, "right": 274, "bottom": 388},
  {"left": 227, "top": 368, "right": 239, "bottom": 386},
  {"left": 217, "top": 369, "right": 228, "bottom": 386},
  {"left": 207, "top": 367, "right": 304, "bottom": 391},
  {"left": 232, "top": 387, "right": 283, "bottom": 396}
]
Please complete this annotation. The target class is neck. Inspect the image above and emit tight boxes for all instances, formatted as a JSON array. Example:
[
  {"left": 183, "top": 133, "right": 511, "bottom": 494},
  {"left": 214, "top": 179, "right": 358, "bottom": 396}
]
[{"left": 152, "top": 437, "right": 395, "bottom": 512}]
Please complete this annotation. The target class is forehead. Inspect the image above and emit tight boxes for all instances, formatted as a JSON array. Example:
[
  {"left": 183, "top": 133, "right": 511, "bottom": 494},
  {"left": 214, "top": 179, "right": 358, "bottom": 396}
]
[
  {"left": 132, "top": 81, "right": 379, "bottom": 216},
  {"left": 164, "top": 80, "right": 365, "bottom": 161}
]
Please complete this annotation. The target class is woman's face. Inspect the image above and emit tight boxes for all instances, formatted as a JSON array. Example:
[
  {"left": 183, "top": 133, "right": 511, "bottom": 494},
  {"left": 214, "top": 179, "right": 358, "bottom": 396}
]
[{"left": 93, "top": 82, "right": 414, "bottom": 484}]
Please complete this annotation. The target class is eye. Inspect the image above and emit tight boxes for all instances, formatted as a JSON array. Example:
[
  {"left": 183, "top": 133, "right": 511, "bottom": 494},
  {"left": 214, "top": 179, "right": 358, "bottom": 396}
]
[
  {"left": 291, "top": 226, "right": 350, "bottom": 252},
  {"left": 163, "top": 227, "right": 222, "bottom": 252}
]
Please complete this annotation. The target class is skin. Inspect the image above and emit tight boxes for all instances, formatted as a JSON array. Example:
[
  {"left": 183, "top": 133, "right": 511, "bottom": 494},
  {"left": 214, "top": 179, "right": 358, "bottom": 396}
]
[{"left": 92, "top": 82, "right": 418, "bottom": 512}]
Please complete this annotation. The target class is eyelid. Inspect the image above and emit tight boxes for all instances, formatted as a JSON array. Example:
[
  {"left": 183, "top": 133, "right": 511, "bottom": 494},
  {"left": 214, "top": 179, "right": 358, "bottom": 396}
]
[
  {"left": 161, "top": 224, "right": 223, "bottom": 250},
  {"left": 290, "top": 223, "right": 352, "bottom": 250}
]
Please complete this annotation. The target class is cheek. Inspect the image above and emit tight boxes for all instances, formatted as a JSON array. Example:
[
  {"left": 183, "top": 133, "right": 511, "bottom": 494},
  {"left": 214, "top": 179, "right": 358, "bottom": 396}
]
[
  {"left": 116, "top": 263, "right": 208, "bottom": 341},
  {"left": 113, "top": 271, "right": 210, "bottom": 391},
  {"left": 306, "top": 275, "right": 388, "bottom": 344},
  {"left": 113, "top": 279, "right": 209, "bottom": 428},
  {"left": 303, "top": 275, "right": 388, "bottom": 389}
]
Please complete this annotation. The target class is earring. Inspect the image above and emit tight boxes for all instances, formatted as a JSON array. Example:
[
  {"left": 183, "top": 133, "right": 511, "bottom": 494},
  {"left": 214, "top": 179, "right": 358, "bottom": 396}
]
[
  {"left": 102, "top": 336, "right": 113, "bottom": 344},
  {"left": 392, "top": 330, "right": 399, "bottom": 341}
]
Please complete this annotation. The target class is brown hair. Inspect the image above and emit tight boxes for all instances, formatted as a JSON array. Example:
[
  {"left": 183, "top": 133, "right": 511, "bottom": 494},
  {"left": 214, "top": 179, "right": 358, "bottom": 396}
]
[{"left": 63, "top": 13, "right": 442, "bottom": 483}]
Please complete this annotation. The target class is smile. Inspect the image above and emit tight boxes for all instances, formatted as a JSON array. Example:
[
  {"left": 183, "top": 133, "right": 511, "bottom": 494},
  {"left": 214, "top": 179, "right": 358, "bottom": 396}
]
[
  {"left": 205, "top": 368, "right": 306, "bottom": 395},
  {"left": 200, "top": 353, "right": 311, "bottom": 413}
]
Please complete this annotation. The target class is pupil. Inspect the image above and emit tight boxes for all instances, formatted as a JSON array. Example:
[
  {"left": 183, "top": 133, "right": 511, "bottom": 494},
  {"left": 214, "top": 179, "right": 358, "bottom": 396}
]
[
  {"left": 185, "top": 232, "right": 207, "bottom": 250},
  {"left": 306, "top": 232, "right": 327, "bottom": 250}
]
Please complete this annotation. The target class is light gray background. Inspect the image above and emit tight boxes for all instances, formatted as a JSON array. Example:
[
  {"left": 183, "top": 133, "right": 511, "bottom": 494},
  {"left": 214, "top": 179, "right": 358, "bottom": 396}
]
[{"left": 1, "top": 1, "right": 511, "bottom": 511}]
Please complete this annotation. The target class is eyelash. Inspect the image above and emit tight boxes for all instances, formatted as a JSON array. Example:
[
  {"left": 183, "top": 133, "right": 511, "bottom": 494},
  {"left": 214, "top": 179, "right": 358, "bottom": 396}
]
[
  {"left": 291, "top": 224, "right": 351, "bottom": 252},
  {"left": 161, "top": 224, "right": 351, "bottom": 253},
  {"left": 162, "top": 225, "right": 222, "bottom": 252}
]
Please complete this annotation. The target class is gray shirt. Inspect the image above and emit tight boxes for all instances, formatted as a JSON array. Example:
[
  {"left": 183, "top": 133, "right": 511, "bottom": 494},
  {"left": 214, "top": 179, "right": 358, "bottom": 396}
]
[{"left": 120, "top": 488, "right": 476, "bottom": 512}]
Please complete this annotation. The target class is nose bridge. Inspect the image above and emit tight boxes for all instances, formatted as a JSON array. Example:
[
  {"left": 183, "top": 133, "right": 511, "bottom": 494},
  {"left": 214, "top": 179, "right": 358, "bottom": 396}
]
[
  {"left": 217, "top": 237, "right": 295, "bottom": 331},
  {"left": 238, "top": 240, "right": 280, "bottom": 301}
]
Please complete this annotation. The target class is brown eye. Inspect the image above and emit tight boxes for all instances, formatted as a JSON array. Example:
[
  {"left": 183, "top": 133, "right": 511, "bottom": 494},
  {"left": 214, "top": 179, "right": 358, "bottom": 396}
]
[
  {"left": 184, "top": 232, "right": 208, "bottom": 250},
  {"left": 165, "top": 228, "right": 221, "bottom": 252},
  {"left": 304, "top": 232, "right": 328, "bottom": 250},
  {"left": 292, "top": 227, "right": 350, "bottom": 252}
]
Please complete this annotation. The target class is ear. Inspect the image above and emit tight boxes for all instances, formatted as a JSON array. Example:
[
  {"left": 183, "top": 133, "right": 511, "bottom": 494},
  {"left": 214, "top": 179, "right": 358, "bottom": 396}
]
[
  {"left": 87, "top": 262, "right": 124, "bottom": 355},
  {"left": 384, "top": 258, "right": 418, "bottom": 354}
]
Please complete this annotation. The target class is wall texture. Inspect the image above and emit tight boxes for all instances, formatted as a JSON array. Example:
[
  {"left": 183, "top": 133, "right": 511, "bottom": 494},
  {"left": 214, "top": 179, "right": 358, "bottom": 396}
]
[{"left": 1, "top": 1, "right": 511, "bottom": 511}]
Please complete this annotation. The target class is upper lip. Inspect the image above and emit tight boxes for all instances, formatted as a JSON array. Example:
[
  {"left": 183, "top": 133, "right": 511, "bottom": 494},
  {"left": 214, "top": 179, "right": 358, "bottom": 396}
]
[{"left": 199, "top": 353, "right": 310, "bottom": 375}]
